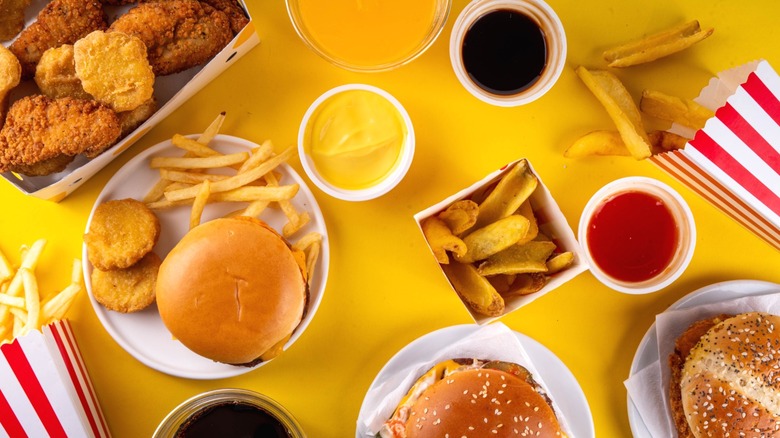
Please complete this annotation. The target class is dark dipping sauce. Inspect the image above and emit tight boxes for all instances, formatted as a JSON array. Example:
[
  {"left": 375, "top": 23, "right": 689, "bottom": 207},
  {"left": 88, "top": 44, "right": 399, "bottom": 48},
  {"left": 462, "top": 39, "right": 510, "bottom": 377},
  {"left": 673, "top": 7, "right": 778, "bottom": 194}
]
[
  {"left": 176, "top": 402, "right": 290, "bottom": 438},
  {"left": 461, "top": 9, "right": 547, "bottom": 95},
  {"left": 587, "top": 191, "right": 678, "bottom": 283}
]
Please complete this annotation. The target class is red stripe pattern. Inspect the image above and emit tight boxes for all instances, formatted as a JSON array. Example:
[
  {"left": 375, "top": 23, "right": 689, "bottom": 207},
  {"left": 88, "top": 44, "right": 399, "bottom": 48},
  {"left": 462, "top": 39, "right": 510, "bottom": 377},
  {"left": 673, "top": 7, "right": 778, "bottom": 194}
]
[{"left": 0, "top": 387, "right": 27, "bottom": 438}]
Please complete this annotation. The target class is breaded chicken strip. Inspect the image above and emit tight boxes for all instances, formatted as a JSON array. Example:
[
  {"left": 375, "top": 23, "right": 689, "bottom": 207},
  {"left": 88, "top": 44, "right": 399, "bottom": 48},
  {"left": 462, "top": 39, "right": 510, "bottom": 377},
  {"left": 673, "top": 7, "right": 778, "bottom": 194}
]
[
  {"left": 9, "top": 0, "right": 107, "bottom": 78},
  {"left": 109, "top": 0, "right": 232, "bottom": 76},
  {"left": 199, "top": 0, "right": 248, "bottom": 34},
  {"left": 0, "top": 95, "right": 120, "bottom": 175}
]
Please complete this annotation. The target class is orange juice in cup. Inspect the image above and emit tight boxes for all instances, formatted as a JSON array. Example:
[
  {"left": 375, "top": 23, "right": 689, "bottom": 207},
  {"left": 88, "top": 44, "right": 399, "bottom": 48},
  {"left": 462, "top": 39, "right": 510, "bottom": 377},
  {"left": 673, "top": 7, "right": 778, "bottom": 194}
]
[{"left": 286, "top": 0, "right": 451, "bottom": 71}]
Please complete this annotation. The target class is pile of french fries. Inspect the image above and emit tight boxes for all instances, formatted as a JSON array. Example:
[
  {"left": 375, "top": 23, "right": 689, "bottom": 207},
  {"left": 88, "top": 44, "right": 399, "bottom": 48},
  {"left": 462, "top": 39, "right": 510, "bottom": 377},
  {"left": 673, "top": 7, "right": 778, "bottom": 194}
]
[
  {"left": 421, "top": 160, "right": 573, "bottom": 317},
  {"left": 143, "top": 113, "right": 322, "bottom": 283},
  {"left": 566, "top": 20, "right": 715, "bottom": 159},
  {"left": 0, "top": 239, "right": 83, "bottom": 344}
]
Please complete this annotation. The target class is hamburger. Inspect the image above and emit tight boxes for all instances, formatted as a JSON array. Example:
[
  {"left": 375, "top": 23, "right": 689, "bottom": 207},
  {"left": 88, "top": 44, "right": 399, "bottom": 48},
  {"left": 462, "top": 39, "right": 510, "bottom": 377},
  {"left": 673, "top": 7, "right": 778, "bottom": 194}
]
[
  {"left": 155, "top": 217, "right": 307, "bottom": 366},
  {"left": 379, "top": 358, "right": 565, "bottom": 438},
  {"left": 669, "top": 312, "right": 780, "bottom": 437}
]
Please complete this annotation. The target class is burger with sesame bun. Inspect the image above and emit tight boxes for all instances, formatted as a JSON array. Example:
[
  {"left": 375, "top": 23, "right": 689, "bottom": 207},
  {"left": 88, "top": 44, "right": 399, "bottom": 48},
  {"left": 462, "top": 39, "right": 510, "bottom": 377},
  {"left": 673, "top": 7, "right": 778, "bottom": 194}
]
[
  {"left": 379, "top": 358, "right": 565, "bottom": 438},
  {"left": 669, "top": 312, "right": 780, "bottom": 437}
]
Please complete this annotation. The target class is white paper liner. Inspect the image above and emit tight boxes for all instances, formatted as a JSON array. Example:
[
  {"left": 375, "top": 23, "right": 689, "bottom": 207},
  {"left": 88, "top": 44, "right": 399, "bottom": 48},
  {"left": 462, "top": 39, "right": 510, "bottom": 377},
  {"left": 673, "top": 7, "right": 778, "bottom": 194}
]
[
  {"left": 624, "top": 290, "right": 780, "bottom": 437},
  {"left": 358, "top": 323, "right": 573, "bottom": 437}
]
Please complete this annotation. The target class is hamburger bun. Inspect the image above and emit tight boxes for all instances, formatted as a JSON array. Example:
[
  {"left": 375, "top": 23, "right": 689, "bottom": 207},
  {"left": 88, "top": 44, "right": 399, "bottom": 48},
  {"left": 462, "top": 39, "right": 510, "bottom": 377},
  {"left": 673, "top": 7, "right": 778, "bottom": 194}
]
[
  {"left": 156, "top": 217, "right": 307, "bottom": 366},
  {"left": 381, "top": 359, "right": 564, "bottom": 438},
  {"left": 676, "top": 312, "right": 780, "bottom": 437}
]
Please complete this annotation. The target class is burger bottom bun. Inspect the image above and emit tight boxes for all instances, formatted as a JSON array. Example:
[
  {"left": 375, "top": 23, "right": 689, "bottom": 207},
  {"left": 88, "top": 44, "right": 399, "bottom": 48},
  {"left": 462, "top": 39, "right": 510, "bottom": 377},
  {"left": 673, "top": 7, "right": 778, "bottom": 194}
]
[
  {"left": 681, "top": 312, "right": 780, "bottom": 437},
  {"left": 156, "top": 217, "right": 306, "bottom": 365},
  {"left": 405, "top": 368, "right": 562, "bottom": 438}
]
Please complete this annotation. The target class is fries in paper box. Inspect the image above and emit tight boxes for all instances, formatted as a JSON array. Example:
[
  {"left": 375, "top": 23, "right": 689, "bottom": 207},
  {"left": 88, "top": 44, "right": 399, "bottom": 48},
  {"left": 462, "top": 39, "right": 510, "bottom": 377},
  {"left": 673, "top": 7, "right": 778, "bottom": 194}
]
[
  {"left": 0, "top": 320, "right": 110, "bottom": 437},
  {"left": 414, "top": 159, "right": 587, "bottom": 324},
  {"left": 650, "top": 60, "right": 780, "bottom": 252}
]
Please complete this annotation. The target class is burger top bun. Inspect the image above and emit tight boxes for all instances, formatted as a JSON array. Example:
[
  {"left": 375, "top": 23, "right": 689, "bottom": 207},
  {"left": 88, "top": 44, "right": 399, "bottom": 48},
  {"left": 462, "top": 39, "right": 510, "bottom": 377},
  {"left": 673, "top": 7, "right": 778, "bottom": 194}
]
[
  {"left": 404, "top": 368, "right": 563, "bottom": 438},
  {"left": 156, "top": 217, "right": 306, "bottom": 366},
  {"left": 681, "top": 312, "right": 780, "bottom": 437}
]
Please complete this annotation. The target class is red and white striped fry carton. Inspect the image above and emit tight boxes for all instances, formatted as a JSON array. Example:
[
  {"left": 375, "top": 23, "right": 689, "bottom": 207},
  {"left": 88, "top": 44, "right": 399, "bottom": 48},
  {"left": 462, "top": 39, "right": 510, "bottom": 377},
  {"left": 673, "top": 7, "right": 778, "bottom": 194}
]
[
  {"left": 0, "top": 320, "right": 110, "bottom": 438},
  {"left": 650, "top": 60, "right": 780, "bottom": 251}
]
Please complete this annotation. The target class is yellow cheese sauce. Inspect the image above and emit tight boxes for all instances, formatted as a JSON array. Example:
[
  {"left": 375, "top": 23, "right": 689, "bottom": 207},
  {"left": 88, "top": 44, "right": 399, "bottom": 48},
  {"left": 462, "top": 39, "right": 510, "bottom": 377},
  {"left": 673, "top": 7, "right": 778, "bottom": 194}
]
[{"left": 304, "top": 89, "right": 407, "bottom": 190}]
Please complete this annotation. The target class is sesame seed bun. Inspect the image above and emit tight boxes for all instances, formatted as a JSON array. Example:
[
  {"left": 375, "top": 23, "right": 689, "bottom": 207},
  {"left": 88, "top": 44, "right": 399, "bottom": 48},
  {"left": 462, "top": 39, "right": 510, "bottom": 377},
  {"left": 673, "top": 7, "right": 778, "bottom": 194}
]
[
  {"left": 678, "top": 312, "right": 780, "bottom": 437},
  {"left": 155, "top": 217, "right": 306, "bottom": 366},
  {"left": 381, "top": 359, "right": 563, "bottom": 438}
]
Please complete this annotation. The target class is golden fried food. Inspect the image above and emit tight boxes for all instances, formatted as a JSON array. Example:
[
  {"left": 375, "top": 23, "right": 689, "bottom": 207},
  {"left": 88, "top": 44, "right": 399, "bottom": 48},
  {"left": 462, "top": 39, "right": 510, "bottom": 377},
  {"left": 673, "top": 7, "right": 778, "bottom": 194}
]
[
  {"left": 109, "top": 0, "right": 232, "bottom": 76},
  {"left": 118, "top": 97, "right": 157, "bottom": 137},
  {"left": 85, "top": 199, "right": 160, "bottom": 270},
  {"left": 0, "top": 95, "right": 121, "bottom": 174},
  {"left": 0, "top": 0, "right": 31, "bottom": 41},
  {"left": 201, "top": 0, "right": 249, "bottom": 34},
  {"left": 10, "top": 154, "right": 75, "bottom": 176},
  {"left": 604, "top": 20, "right": 714, "bottom": 68},
  {"left": 90, "top": 252, "right": 160, "bottom": 313},
  {"left": 9, "top": 0, "right": 108, "bottom": 78},
  {"left": 0, "top": 45, "right": 21, "bottom": 126},
  {"left": 640, "top": 89, "right": 714, "bottom": 131},
  {"left": 34, "top": 45, "right": 92, "bottom": 100},
  {"left": 74, "top": 30, "right": 155, "bottom": 112}
]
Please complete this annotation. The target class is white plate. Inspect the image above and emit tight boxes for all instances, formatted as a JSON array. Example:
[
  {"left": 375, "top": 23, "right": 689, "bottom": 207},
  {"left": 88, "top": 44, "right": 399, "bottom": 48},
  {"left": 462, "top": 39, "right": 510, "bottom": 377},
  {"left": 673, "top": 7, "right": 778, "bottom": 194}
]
[
  {"left": 82, "top": 134, "right": 329, "bottom": 379},
  {"left": 355, "top": 324, "right": 595, "bottom": 438},
  {"left": 626, "top": 280, "right": 780, "bottom": 437}
]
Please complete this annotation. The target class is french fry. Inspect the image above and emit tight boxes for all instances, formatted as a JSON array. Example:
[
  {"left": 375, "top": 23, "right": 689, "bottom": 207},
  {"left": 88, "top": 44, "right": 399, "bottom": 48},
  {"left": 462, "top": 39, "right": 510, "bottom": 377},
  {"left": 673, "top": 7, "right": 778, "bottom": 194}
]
[
  {"left": 198, "top": 111, "right": 226, "bottom": 145},
  {"left": 438, "top": 200, "right": 479, "bottom": 235},
  {"left": 603, "top": 20, "right": 714, "bottom": 68},
  {"left": 264, "top": 170, "right": 310, "bottom": 237},
  {"left": 640, "top": 89, "right": 714, "bottom": 130},
  {"left": 546, "top": 252, "right": 575, "bottom": 275},
  {"left": 472, "top": 160, "right": 538, "bottom": 231},
  {"left": 190, "top": 180, "right": 211, "bottom": 230},
  {"left": 576, "top": 66, "right": 652, "bottom": 159},
  {"left": 502, "top": 273, "right": 548, "bottom": 297},
  {"left": 239, "top": 140, "right": 274, "bottom": 173},
  {"left": 421, "top": 216, "right": 467, "bottom": 264},
  {"left": 304, "top": 241, "right": 320, "bottom": 284},
  {"left": 0, "top": 293, "right": 24, "bottom": 308},
  {"left": 164, "top": 146, "right": 295, "bottom": 202},
  {"left": 0, "top": 247, "right": 12, "bottom": 283},
  {"left": 150, "top": 152, "right": 249, "bottom": 170},
  {"left": 159, "top": 169, "right": 229, "bottom": 184},
  {"left": 441, "top": 262, "right": 504, "bottom": 317},
  {"left": 564, "top": 130, "right": 632, "bottom": 158},
  {"left": 456, "top": 215, "right": 530, "bottom": 264},
  {"left": 150, "top": 185, "right": 299, "bottom": 209},
  {"left": 292, "top": 231, "right": 323, "bottom": 252},
  {"left": 515, "top": 201, "right": 539, "bottom": 244},
  {"left": 171, "top": 133, "right": 221, "bottom": 157},
  {"left": 648, "top": 130, "right": 689, "bottom": 153},
  {"left": 21, "top": 268, "right": 39, "bottom": 335},
  {"left": 41, "top": 284, "right": 81, "bottom": 323},
  {"left": 143, "top": 177, "right": 172, "bottom": 203}
]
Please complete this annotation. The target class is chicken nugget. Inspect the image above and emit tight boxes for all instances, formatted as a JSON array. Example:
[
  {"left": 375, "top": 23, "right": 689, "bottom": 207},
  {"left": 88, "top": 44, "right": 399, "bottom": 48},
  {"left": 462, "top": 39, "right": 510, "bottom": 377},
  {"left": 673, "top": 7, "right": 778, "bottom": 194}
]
[
  {"left": 74, "top": 30, "right": 154, "bottom": 112},
  {"left": 109, "top": 0, "right": 232, "bottom": 76},
  {"left": 91, "top": 251, "right": 161, "bottom": 313},
  {"left": 85, "top": 199, "right": 160, "bottom": 270},
  {"left": 0, "top": 0, "right": 31, "bottom": 42},
  {"left": 0, "top": 45, "right": 21, "bottom": 126},
  {"left": 9, "top": 0, "right": 108, "bottom": 78},
  {"left": 0, "top": 95, "right": 121, "bottom": 174},
  {"left": 35, "top": 45, "right": 93, "bottom": 100},
  {"left": 118, "top": 97, "right": 157, "bottom": 137}
]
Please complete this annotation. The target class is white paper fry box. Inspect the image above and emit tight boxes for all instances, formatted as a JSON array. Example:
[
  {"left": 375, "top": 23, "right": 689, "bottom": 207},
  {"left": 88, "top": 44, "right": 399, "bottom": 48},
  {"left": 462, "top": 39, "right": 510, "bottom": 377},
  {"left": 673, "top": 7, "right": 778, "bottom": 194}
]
[
  {"left": 413, "top": 159, "right": 587, "bottom": 324},
  {"left": 0, "top": 1, "right": 259, "bottom": 202},
  {"left": 650, "top": 60, "right": 780, "bottom": 251},
  {"left": 0, "top": 320, "right": 110, "bottom": 438}
]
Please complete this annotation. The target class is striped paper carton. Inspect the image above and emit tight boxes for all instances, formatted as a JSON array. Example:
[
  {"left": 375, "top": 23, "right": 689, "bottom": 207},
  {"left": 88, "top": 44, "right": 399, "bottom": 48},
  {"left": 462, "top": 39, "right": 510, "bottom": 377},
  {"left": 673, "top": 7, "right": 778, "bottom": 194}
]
[
  {"left": 650, "top": 60, "right": 780, "bottom": 251},
  {"left": 0, "top": 320, "right": 110, "bottom": 437}
]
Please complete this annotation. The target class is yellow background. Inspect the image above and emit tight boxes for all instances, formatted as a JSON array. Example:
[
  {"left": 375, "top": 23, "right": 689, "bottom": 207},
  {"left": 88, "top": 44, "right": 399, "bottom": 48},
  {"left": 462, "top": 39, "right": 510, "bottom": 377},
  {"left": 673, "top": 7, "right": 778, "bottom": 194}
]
[{"left": 2, "top": 0, "right": 780, "bottom": 436}]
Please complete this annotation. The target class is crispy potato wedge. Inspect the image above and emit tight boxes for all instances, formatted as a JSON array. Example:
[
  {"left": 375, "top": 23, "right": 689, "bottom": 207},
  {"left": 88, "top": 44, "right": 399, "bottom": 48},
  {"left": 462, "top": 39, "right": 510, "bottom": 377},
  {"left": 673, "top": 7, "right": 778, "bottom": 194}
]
[
  {"left": 576, "top": 66, "right": 652, "bottom": 160},
  {"left": 487, "top": 274, "right": 516, "bottom": 294},
  {"left": 472, "top": 160, "right": 538, "bottom": 231},
  {"left": 546, "top": 252, "right": 575, "bottom": 275},
  {"left": 640, "top": 89, "right": 714, "bottom": 130},
  {"left": 604, "top": 20, "right": 714, "bottom": 68},
  {"left": 477, "top": 241, "right": 556, "bottom": 276},
  {"left": 516, "top": 200, "right": 539, "bottom": 244},
  {"left": 564, "top": 130, "right": 632, "bottom": 158},
  {"left": 421, "top": 216, "right": 467, "bottom": 264},
  {"left": 439, "top": 200, "right": 479, "bottom": 235},
  {"left": 648, "top": 130, "right": 689, "bottom": 154},
  {"left": 441, "top": 262, "right": 504, "bottom": 317},
  {"left": 501, "top": 273, "right": 548, "bottom": 297},
  {"left": 456, "top": 215, "right": 530, "bottom": 264}
]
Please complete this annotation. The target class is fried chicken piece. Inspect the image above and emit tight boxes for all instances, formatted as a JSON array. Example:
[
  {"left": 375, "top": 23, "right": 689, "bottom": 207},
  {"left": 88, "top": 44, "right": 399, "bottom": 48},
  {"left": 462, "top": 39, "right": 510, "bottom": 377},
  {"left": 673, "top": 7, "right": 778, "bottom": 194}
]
[
  {"left": 109, "top": 0, "right": 232, "bottom": 76},
  {"left": 0, "top": 0, "right": 31, "bottom": 41},
  {"left": 35, "top": 45, "right": 93, "bottom": 100},
  {"left": 9, "top": 0, "right": 107, "bottom": 78},
  {"left": 0, "top": 45, "right": 21, "bottom": 128},
  {"left": 91, "top": 251, "right": 161, "bottom": 313},
  {"left": 118, "top": 97, "right": 157, "bottom": 137},
  {"left": 10, "top": 154, "right": 75, "bottom": 176},
  {"left": 0, "top": 95, "right": 120, "bottom": 174},
  {"left": 85, "top": 198, "right": 161, "bottom": 271},
  {"left": 199, "top": 0, "right": 248, "bottom": 34}
]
